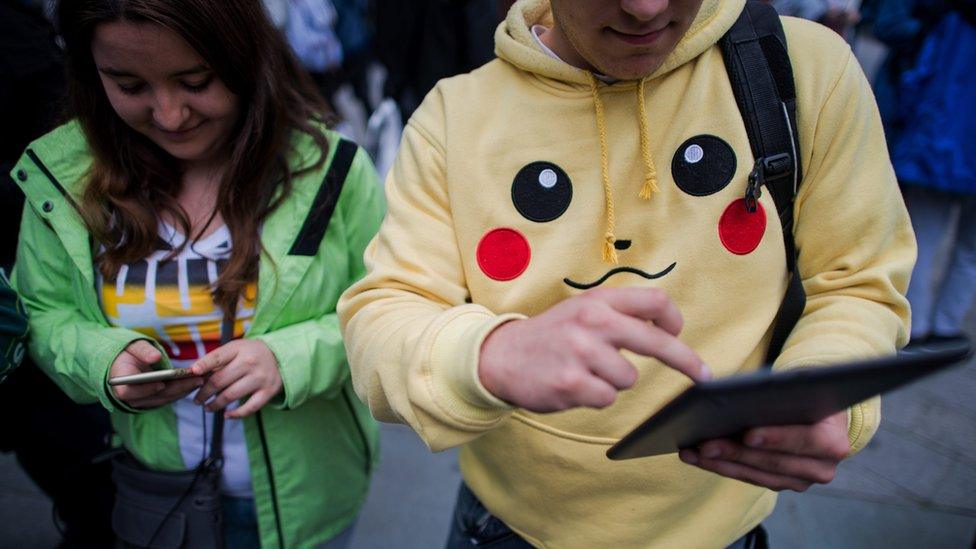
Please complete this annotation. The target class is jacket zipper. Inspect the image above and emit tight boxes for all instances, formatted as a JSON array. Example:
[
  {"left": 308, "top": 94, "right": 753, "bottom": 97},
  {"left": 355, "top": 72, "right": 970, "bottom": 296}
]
[
  {"left": 256, "top": 411, "right": 287, "bottom": 548},
  {"left": 340, "top": 384, "right": 372, "bottom": 474}
]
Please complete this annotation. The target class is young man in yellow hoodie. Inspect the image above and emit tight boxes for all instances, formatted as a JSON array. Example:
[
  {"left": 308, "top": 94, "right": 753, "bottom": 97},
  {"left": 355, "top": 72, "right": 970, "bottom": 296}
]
[{"left": 339, "top": 0, "right": 915, "bottom": 546}]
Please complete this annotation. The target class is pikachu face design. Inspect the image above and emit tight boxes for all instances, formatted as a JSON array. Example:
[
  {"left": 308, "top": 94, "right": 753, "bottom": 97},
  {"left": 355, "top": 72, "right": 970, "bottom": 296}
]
[{"left": 475, "top": 134, "right": 767, "bottom": 288}]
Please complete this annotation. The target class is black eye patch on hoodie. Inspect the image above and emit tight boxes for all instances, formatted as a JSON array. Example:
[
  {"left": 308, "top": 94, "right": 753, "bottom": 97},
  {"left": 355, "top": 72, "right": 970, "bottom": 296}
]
[
  {"left": 512, "top": 161, "right": 573, "bottom": 222},
  {"left": 671, "top": 135, "right": 737, "bottom": 196}
]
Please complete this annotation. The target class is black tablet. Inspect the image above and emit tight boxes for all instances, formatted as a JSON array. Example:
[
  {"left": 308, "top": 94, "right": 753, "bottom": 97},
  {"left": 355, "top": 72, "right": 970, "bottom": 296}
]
[{"left": 606, "top": 339, "right": 972, "bottom": 460}]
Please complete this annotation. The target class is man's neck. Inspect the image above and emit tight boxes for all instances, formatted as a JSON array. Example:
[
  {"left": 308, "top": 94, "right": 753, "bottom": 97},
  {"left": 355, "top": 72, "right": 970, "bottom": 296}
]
[{"left": 537, "top": 24, "right": 597, "bottom": 73}]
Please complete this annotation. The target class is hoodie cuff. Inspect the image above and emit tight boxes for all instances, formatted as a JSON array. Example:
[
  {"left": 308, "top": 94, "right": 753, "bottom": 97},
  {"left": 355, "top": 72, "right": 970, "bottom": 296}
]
[
  {"left": 428, "top": 309, "right": 526, "bottom": 423},
  {"left": 847, "top": 395, "right": 881, "bottom": 455},
  {"left": 774, "top": 344, "right": 883, "bottom": 456}
]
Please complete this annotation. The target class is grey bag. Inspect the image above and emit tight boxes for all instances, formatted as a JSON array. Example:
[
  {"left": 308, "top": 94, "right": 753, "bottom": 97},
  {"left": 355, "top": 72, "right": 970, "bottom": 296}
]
[
  {"left": 111, "top": 444, "right": 223, "bottom": 549},
  {"left": 111, "top": 315, "right": 234, "bottom": 549}
]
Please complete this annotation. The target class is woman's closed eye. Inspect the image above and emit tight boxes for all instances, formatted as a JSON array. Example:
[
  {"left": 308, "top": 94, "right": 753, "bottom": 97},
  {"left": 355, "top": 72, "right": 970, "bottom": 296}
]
[
  {"left": 117, "top": 81, "right": 145, "bottom": 95},
  {"left": 114, "top": 76, "right": 212, "bottom": 95},
  {"left": 181, "top": 75, "right": 213, "bottom": 93}
]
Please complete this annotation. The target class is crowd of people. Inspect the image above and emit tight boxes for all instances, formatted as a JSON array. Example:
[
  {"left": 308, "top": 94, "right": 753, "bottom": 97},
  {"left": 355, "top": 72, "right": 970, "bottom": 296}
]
[{"left": 0, "top": 0, "right": 972, "bottom": 547}]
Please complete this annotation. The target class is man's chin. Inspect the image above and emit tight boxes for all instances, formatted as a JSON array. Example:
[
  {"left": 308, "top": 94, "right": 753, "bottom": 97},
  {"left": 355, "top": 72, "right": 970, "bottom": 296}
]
[{"left": 598, "top": 56, "right": 668, "bottom": 81}]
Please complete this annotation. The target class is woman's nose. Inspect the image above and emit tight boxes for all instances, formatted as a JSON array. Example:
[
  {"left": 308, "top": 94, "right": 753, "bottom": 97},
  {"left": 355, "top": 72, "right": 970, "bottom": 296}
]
[{"left": 151, "top": 91, "right": 189, "bottom": 131}]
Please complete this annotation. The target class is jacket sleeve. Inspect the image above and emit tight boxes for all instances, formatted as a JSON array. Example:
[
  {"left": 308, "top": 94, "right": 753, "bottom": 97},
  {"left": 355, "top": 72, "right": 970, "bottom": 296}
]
[
  {"left": 775, "top": 49, "right": 916, "bottom": 453},
  {"left": 13, "top": 204, "right": 166, "bottom": 412},
  {"left": 338, "top": 96, "right": 521, "bottom": 452},
  {"left": 255, "top": 148, "right": 386, "bottom": 410}
]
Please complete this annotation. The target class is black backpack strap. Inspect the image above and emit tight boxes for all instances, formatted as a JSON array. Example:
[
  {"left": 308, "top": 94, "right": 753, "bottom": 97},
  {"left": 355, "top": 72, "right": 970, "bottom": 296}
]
[
  {"left": 720, "top": 1, "right": 805, "bottom": 364},
  {"left": 289, "top": 139, "right": 359, "bottom": 256}
]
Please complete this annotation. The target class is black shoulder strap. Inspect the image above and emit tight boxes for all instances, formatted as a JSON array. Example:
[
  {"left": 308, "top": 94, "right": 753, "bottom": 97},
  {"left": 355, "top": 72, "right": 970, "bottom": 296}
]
[
  {"left": 288, "top": 139, "right": 359, "bottom": 256},
  {"left": 205, "top": 312, "right": 236, "bottom": 469},
  {"left": 720, "top": 1, "right": 805, "bottom": 364}
]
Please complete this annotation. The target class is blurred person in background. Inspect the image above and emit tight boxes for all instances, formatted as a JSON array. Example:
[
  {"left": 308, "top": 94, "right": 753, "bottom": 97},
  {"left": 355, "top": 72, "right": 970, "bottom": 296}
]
[
  {"left": 373, "top": 0, "right": 498, "bottom": 122},
  {"left": 769, "top": 0, "right": 862, "bottom": 36},
  {"left": 0, "top": 272, "right": 27, "bottom": 383},
  {"left": 871, "top": 0, "right": 976, "bottom": 345},
  {"left": 11, "top": 0, "right": 384, "bottom": 546},
  {"left": 285, "top": 0, "right": 345, "bottom": 100},
  {"left": 0, "top": 1, "right": 117, "bottom": 546}
]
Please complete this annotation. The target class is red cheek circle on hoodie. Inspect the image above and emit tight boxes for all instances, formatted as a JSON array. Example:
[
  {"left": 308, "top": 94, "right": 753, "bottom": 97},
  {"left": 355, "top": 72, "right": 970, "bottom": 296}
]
[
  {"left": 477, "top": 228, "right": 531, "bottom": 281},
  {"left": 719, "top": 199, "right": 766, "bottom": 255}
]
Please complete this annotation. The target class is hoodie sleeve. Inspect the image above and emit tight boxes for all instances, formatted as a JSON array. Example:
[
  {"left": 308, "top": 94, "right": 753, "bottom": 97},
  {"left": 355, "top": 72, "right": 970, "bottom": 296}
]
[
  {"left": 775, "top": 42, "right": 915, "bottom": 454},
  {"left": 338, "top": 92, "right": 522, "bottom": 452}
]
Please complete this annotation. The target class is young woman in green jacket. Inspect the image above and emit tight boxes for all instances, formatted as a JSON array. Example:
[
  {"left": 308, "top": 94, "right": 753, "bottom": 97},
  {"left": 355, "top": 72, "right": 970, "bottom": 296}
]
[{"left": 11, "top": 1, "right": 384, "bottom": 547}]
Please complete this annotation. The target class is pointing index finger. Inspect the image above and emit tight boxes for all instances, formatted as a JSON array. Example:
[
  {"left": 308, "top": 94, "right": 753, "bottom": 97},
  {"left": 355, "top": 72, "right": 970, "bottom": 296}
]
[{"left": 586, "top": 287, "right": 683, "bottom": 336}]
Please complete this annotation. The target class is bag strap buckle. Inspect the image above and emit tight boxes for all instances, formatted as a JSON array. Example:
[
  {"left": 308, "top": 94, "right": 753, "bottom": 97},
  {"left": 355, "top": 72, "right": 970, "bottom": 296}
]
[{"left": 745, "top": 152, "right": 793, "bottom": 212}]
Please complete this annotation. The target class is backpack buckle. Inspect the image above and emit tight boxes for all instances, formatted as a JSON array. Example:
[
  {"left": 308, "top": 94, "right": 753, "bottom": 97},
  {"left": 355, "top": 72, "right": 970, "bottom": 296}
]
[
  {"left": 745, "top": 153, "right": 793, "bottom": 212},
  {"left": 762, "top": 153, "right": 793, "bottom": 181}
]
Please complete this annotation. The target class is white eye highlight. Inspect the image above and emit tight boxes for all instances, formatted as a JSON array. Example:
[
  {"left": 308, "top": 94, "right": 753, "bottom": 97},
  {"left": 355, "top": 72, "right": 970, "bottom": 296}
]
[
  {"left": 538, "top": 168, "right": 558, "bottom": 189},
  {"left": 684, "top": 144, "right": 704, "bottom": 164}
]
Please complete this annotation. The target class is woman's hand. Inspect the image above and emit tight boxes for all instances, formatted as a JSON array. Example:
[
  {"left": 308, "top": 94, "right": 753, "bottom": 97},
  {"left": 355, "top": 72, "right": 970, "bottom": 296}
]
[
  {"left": 110, "top": 340, "right": 204, "bottom": 409},
  {"left": 190, "top": 340, "right": 283, "bottom": 418}
]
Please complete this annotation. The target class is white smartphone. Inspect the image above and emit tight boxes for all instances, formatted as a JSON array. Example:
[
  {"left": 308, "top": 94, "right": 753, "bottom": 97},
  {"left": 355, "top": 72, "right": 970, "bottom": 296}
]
[{"left": 108, "top": 368, "right": 198, "bottom": 386}]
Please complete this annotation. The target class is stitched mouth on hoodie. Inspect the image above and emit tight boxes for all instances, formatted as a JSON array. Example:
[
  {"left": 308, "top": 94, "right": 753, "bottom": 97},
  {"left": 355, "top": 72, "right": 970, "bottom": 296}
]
[{"left": 563, "top": 262, "right": 677, "bottom": 290}]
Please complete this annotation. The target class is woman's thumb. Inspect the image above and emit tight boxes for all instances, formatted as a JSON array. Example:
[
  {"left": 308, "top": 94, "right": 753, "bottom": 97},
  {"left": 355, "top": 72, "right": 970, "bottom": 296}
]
[{"left": 128, "top": 340, "right": 162, "bottom": 365}]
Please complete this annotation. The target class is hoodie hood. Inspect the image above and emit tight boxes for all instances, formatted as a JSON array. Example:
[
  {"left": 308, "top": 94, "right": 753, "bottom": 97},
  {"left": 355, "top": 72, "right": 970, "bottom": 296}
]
[
  {"left": 495, "top": 0, "right": 747, "bottom": 262},
  {"left": 495, "top": 0, "right": 746, "bottom": 86}
]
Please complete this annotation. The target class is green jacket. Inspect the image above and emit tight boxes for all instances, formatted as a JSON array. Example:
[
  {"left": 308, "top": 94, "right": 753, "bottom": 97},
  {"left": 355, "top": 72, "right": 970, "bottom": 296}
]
[
  {"left": 11, "top": 121, "right": 384, "bottom": 548},
  {"left": 0, "top": 270, "right": 28, "bottom": 382}
]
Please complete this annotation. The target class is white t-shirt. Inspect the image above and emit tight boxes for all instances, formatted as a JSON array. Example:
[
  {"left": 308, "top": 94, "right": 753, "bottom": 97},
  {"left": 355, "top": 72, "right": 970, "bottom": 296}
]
[
  {"left": 99, "top": 222, "right": 255, "bottom": 498},
  {"left": 531, "top": 24, "right": 616, "bottom": 83}
]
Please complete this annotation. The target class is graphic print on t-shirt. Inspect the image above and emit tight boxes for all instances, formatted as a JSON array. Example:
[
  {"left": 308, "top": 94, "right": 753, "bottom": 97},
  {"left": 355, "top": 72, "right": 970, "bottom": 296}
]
[{"left": 99, "top": 223, "right": 256, "bottom": 366}]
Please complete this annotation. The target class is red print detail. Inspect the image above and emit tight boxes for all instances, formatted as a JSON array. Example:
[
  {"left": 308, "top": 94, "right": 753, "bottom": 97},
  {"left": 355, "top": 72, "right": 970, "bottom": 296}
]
[
  {"left": 169, "top": 341, "right": 200, "bottom": 361},
  {"left": 477, "top": 228, "right": 531, "bottom": 281},
  {"left": 719, "top": 199, "right": 766, "bottom": 255}
]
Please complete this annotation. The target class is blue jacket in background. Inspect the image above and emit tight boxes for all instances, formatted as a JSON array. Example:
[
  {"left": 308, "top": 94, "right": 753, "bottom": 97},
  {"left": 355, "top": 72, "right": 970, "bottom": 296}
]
[{"left": 890, "top": 11, "right": 976, "bottom": 193}]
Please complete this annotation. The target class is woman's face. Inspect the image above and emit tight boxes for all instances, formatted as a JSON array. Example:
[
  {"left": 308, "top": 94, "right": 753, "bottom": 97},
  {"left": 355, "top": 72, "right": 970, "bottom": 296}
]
[{"left": 91, "top": 20, "right": 239, "bottom": 168}]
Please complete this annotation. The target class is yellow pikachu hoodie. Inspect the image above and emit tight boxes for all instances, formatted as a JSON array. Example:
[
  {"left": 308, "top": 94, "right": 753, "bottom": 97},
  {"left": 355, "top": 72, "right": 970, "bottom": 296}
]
[{"left": 339, "top": 0, "right": 914, "bottom": 546}]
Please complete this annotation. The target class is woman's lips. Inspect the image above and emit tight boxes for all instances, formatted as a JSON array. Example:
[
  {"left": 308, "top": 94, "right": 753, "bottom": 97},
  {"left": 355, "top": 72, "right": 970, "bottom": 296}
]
[
  {"left": 607, "top": 25, "right": 669, "bottom": 46},
  {"left": 156, "top": 121, "right": 206, "bottom": 141}
]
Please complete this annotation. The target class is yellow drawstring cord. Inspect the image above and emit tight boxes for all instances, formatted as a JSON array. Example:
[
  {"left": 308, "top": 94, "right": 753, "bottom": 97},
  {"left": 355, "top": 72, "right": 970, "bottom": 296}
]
[
  {"left": 589, "top": 73, "right": 618, "bottom": 264},
  {"left": 636, "top": 77, "right": 660, "bottom": 200}
]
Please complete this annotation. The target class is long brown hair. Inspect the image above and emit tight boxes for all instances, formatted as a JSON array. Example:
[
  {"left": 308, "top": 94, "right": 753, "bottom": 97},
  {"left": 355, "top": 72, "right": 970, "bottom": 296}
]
[{"left": 58, "top": 0, "right": 331, "bottom": 313}]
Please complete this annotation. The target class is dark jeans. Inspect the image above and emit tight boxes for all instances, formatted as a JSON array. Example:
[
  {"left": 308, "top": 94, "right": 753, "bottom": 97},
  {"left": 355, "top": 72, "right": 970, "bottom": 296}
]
[
  {"left": 445, "top": 483, "right": 769, "bottom": 549},
  {"left": 221, "top": 496, "right": 260, "bottom": 549}
]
